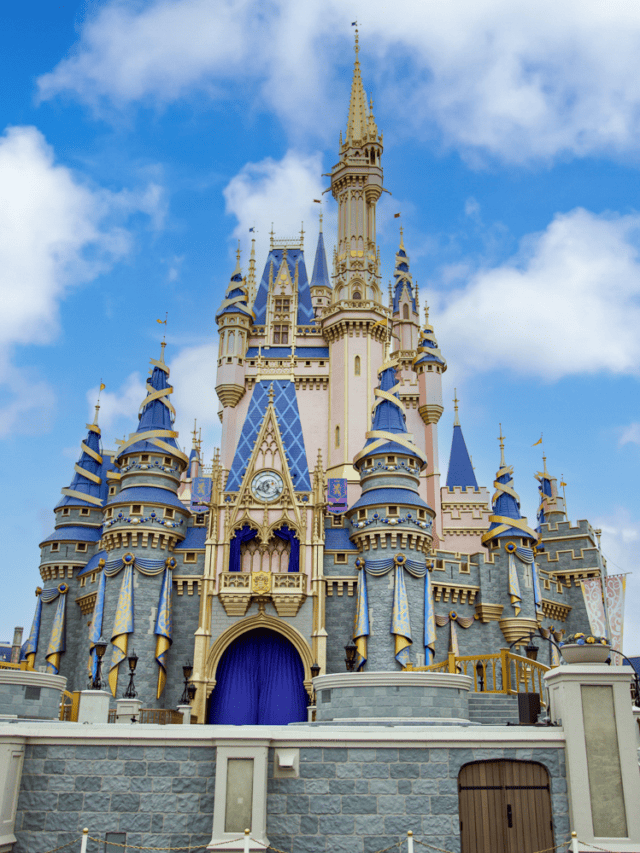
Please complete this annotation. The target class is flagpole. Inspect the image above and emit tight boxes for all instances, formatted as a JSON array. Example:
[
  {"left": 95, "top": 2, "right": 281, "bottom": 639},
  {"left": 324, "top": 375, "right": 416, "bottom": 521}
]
[{"left": 594, "top": 527, "right": 613, "bottom": 643}]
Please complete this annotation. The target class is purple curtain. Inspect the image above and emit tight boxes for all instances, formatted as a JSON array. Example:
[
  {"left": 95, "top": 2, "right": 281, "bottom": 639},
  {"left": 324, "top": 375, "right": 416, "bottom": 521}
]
[
  {"left": 274, "top": 525, "right": 299, "bottom": 572},
  {"left": 229, "top": 524, "right": 257, "bottom": 572},
  {"left": 207, "top": 628, "right": 308, "bottom": 725}
]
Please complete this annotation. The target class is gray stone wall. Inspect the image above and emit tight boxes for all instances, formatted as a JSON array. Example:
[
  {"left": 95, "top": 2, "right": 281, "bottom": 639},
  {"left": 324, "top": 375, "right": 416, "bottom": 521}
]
[
  {"left": 0, "top": 682, "right": 62, "bottom": 720},
  {"left": 267, "top": 745, "right": 569, "bottom": 853},
  {"left": 14, "top": 742, "right": 216, "bottom": 853},
  {"left": 315, "top": 684, "right": 469, "bottom": 722}
]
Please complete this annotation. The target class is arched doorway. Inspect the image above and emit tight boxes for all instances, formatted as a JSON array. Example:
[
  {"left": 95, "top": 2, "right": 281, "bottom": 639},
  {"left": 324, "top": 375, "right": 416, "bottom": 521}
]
[
  {"left": 458, "top": 760, "right": 554, "bottom": 853},
  {"left": 207, "top": 628, "right": 309, "bottom": 725}
]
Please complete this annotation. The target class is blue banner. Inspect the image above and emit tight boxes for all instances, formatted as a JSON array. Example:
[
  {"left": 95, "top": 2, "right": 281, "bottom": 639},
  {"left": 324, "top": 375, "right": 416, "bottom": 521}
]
[
  {"left": 191, "top": 477, "right": 211, "bottom": 511},
  {"left": 327, "top": 478, "right": 347, "bottom": 514}
]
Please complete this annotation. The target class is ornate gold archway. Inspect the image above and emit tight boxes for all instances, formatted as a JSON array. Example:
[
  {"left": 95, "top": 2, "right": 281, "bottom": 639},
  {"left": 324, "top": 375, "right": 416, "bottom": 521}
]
[{"left": 204, "top": 612, "right": 314, "bottom": 698}]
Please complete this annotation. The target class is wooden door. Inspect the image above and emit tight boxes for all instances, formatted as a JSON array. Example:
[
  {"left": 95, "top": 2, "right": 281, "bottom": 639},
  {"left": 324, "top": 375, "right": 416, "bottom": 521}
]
[{"left": 458, "top": 760, "right": 554, "bottom": 853}]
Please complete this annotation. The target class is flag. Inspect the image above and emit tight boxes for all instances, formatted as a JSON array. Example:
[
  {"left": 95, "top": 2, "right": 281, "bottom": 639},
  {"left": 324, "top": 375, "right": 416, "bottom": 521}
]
[
  {"left": 352, "top": 20, "right": 357, "bottom": 25},
  {"left": 532, "top": 436, "right": 543, "bottom": 446},
  {"left": 560, "top": 481, "right": 567, "bottom": 487},
  {"left": 99, "top": 383, "right": 105, "bottom": 391},
  {"left": 249, "top": 227, "right": 255, "bottom": 232},
  {"left": 157, "top": 318, "right": 166, "bottom": 325},
  {"left": 313, "top": 199, "right": 321, "bottom": 203},
  {"left": 394, "top": 212, "right": 401, "bottom": 218}
]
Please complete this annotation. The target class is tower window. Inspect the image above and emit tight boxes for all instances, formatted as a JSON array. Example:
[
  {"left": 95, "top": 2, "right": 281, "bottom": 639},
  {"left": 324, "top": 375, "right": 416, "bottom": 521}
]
[
  {"left": 418, "top": 510, "right": 426, "bottom": 520},
  {"left": 184, "top": 552, "right": 197, "bottom": 563},
  {"left": 131, "top": 505, "right": 142, "bottom": 515},
  {"left": 80, "top": 508, "right": 90, "bottom": 516},
  {"left": 354, "top": 355, "right": 361, "bottom": 376},
  {"left": 109, "top": 487, "right": 116, "bottom": 496},
  {"left": 164, "top": 457, "right": 172, "bottom": 465},
  {"left": 403, "top": 304, "right": 409, "bottom": 319},
  {"left": 335, "top": 553, "right": 347, "bottom": 564},
  {"left": 387, "top": 456, "right": 396, "bottom": 464},
  {"left": 331, "top": 515, "right": 343, "bottom": 527},
  {"left": 62, "top": 508, "right": 70, "bottom": 516},
  {"left": 273, "top": 325, "right": 289, "bottom": 345},
  {"left": 76, "top": 543, "right": 87, "bottom": 553},
  {"left": 141, "top": 454, "right": 149, "bottom": 462},
  {"left": 195, "top": 514, "right": 206, "bottom": 526},
  {"left": 353, "top": 291, "right": 362, "bottom": 301},
  {"left": 388, "top": 506, "right": 398, "bottom": 516},
  {"left": 275, "top": 298, "right": 290, "bottom": 313},
  {"left": 164, "top": 509, "right": 175, "bottom": 519},
  {"left": 335, "top": 426, "right": 340, "bottom": 448},
  {"left": 51, "top": 543, "right": 59, "bottom": 553}
]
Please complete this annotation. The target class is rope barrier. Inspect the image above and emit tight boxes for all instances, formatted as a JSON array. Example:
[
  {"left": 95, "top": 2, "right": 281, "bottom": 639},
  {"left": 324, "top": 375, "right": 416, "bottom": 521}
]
[
  {"left": 38, "top": 838, "right": 83, "bottom": 853},
  {"left": 88, "top": 835, "right": 232, "bottom": 851}
]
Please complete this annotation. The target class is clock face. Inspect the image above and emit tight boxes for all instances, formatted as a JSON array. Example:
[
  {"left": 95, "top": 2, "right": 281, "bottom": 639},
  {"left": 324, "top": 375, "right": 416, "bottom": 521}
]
[{"left": 251, "top": 470, "right": 284, "bottom": 502}]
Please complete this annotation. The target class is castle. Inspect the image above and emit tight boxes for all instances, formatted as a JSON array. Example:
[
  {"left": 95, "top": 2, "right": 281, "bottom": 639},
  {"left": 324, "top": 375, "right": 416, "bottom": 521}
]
[{"left": 23, "top": 32, "right": 616, "bottom": 727}]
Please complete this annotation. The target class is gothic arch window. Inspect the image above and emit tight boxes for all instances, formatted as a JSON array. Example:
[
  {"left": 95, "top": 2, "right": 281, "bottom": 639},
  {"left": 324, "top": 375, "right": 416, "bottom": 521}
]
[
  {"left": 335, "top": 426, "right": 340, "bottom": 448},
  {"left": 354, "top": 356, "right": 361, "bottom": 376},
  {"left": 228, "top": 331, "right": 235, "bottom": 353},
  {"left": 403, "top": 304, "right": 409, "bottom": 320}
]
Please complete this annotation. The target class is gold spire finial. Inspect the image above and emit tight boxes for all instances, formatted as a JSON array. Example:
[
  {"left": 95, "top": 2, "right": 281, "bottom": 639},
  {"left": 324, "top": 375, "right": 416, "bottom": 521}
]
[
  {"left": 319, "top": 209, "right": 323, "bottom": 233},
  {"left": 424, "top": 301, "right": 430, "bottom": 325},
  {"left": 270, "top": 223, "right": 275, "bottom": 249},
  {"left": 192, "top": 419, "right": 198, "bottom": 449},
  {"left": 93, "top": 401, "right": 100, "bottom": 426},
  {"left": 542, "top": 453, "right": 549, "bottom": 477},
  {"left": 453, "top": 389, "right": 460, "bottom": 427},
  {"left": 156, "top": 312, "right": 168, "bottom": 346},
  {"left": 267, "top": 383, "right": 275, "bottom": 404},
  {"left": 345, "top": 25, "right": 370, "bottom": 146},
  {"left": 300, "top": 221, "right": 305, "bottom": 248},
  {"left": 399, "top": 225, "right": 404, "bottom": 250},
  {"left": 498, "top": 424, "right": 506, "bottom": 468}
]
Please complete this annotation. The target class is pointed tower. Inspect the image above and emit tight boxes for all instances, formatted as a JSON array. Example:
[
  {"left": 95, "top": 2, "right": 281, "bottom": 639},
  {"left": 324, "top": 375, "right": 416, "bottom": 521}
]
[
  {"left": 330, "top": 29, "right": 384, "bottom": 300},
  {"left": 391, "top": 229, "right": 420, "bottom": 352},
  {"left": 482, "top": 428, "right": 540, "bottom": 647},
  {"left": 346, "top": 353, "right": 434, "bottom": 670},
  {"left": 99, "top": 344, "right": 190, "bottom": 704},
  {"left": 310, "top": 214, "right": 332, "bottom": 317},
  {"left": 440, "top": 392, "right": 491, "bottom": 553},
  {"left": 536, "top": 456, "right": 567, "bottom": 528},
  {"left": 34, "top": 405, "right": 111, "bottom": 684},
  {"left": 215, "top": 249, "right": 254, "bottom": 467},
  {"left": 412, "top": 303, "right": 447, "bottom": 544},
  {"left": 323, "top": 31, "right": 389, "bottom": 485}
]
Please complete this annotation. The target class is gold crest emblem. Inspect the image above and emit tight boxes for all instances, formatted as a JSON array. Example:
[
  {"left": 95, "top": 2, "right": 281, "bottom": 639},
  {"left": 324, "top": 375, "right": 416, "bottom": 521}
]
[{"left": 251, "top": 571, "right": 271, "bottom": 595}]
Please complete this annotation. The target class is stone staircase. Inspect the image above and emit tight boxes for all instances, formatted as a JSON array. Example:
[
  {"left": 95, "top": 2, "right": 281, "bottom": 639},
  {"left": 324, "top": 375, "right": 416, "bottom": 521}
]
[{"left": 468, "top": 692, "right": 521, "bottom": 725}]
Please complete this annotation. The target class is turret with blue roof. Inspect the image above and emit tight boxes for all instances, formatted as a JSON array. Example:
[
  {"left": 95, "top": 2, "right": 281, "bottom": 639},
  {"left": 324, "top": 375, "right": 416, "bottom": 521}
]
[
  {"left": 446, "top": 391, "right": 478, "bottom": 491},
  {"left": 481, "top": 426, "right": 537, "bottom": 549},
  {"left": 536, "top": 454, "right": 567, "bottom": 528},
  {"left": 310, "top": 214, "right": 332, "bottom": 317},
  {"left": 215, "top": 246, "right": 254, "bottom": 323},
  {"left": 413, "top": 302, "right": 446, "bottom": 372},
  {"left": 392, "top": 229, "right": 417, "bottom": 316}
]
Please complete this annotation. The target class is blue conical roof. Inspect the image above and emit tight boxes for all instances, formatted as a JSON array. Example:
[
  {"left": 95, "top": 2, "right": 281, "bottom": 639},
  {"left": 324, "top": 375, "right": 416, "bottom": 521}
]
[
  {"left": 392, "top": 237, "right": 417, "bottom": 314},
  {"left": 414, "top": 309, "right": 446, "bottom": 369},
  {"left": 311, "top": 229, "right": 331, "bottom": 289},
  {"left": 446, "top": 425, "right": 478, "bottom": 489},
  {"left": 482, "top": 452, "right": 537, "bottom": 546},
  {"left": 57, "top": 413, "right": 106, "bottom": 508},
  {"left": 216, "top": 254, "right": 254, "bottom": 321},
  {"left": 252, "top": 248, "right": 314, "bottom": 326},
  {"left": 115, "top": 346, "right": 186, "bottom": 464}
]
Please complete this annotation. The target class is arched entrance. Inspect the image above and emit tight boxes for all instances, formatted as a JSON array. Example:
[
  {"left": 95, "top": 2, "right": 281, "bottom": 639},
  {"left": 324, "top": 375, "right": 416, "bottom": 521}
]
[
  {"left": 207, "top": 627, "right": 309, "bottom": 725},
  {"left": 458, "top": 759, "right": 554, "bottom": 853}
]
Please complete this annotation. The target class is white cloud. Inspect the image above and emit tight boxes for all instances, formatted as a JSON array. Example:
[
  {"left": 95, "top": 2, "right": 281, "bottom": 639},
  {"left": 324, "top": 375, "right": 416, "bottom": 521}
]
[
  {"left": 432, "top": 208, "right": 640, "bottom": 380},
  {"left": 87, "top": 373, "right": 147, "bottom": 437},
  {"left": 37, "top": 0, "right": 640, "bottom": 162},
  {"left": 0, "top": 125, "right": 164, "bottom": 437},
  {"left": 223, "top": 150, "right": 328, "bottom": 264},
  {"left": 619, "top": 423, "right": 640, "bottom": 447},
  {"left": 170, "top": 343, "right": 221, "bottom": 458}
]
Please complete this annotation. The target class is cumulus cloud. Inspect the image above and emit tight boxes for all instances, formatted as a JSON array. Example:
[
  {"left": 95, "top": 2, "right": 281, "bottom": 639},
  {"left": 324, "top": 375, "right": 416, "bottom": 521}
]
[
  {"left": 223, "top": 150, "right": 328, "bottom": 263},
  {"left": 170, "top": 343, "right": 221, "bottom": 458},
  {"left": 619, "top": 423, "right": 640, "bottom": 446},
  {"left": 0, "top": 125, "right": 163, "bottom": 437},
  {"left": 37, "top": 0, "right": 640, "bottom": 162},
  {"left": 431, "top": 208, "right": 640, "bottom": 380},
  {"left": 87, "top": 373, "right": 147, "bottom": 436}
]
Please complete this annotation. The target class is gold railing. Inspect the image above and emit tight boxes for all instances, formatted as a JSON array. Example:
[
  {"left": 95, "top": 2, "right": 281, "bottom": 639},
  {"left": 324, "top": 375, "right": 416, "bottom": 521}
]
[
  {"left": 107, "top": 708, "right": 184, "bottom": 725},
  {"left": 405, "top": 649, "right": 550, "bottom": 705},
  {"left": 0, "top": 660, "right": 32, "bottom": 670},
  {"left": 60, "top": 690, "right": 81, "bottom": 721}
]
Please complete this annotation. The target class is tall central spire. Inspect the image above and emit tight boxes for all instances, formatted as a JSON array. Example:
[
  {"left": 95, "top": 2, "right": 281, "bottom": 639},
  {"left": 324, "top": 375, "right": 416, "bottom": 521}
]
[
  {"left": 330, "top": 29, "right": 384, "bottom": 304},
  {"left": 345, "top": 29, "right": 377, "bottom": 147}
]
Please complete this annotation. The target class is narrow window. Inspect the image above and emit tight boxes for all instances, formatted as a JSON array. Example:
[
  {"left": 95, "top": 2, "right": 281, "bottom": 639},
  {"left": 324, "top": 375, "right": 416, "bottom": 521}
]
[
  {"left": 62, "top": 508, "right": 70, "bottom": 516},
  {"left": 80, "top": 508, "right": 90, "bottom": 516},
  {"left": 353, "top": 291, "right": 362, "bottom": 301},
  {"left": 335, "top": 554, "right": 347, "bottom": 564},
  {"left": 141, "top": 454, "right": 149, "bottom": 462},
  {"left": 131, "top": 505, "right": 142, "bottom": 515},
  {"left": 273, "top": 325, "right": 289, "bottom": 345},
  {"left": 184, "top": 552, "right": 197, "bottom": 563},
  {"left": 388, "top": 506, "right": 398, "bottom": 516},
  {"left": 335, "top": 426, "right": 340, "bottom": 447},
  {"left": 76, "top": 543, "right": 88, "bottom": 553},
  {"left": 403, "top": 303, "right": 409, "bottom": 319},
  {"left": 354, "top": 355, "right": 361, "bottom": 376},
  {"left": 51, "top": 543, "right": 59, "bottom": 553},
  {"left": 164, "top": 456, "right": 172, "bottom": 465},
  {"left": 164, "top": 508, "right": 175, "bottom": 519}
]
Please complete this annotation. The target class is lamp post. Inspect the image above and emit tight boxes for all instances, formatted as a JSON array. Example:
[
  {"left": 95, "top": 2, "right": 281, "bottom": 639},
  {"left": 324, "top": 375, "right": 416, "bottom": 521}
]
[
  {"left": 179, "top": 661, "right": 194, "bottom": 705},
  {"left": 308, "top": 661, "right": 321, "bottom": 706},
  {"left": 122, "top": 650, "right": 138, "bottom": 699},
  {"left": 91, "top": 637, "right": 108, "bottom": 690},
  {"left": 344, "top": 640, "right": 357, "bottom": 672},
  {"left": 187, "top": 682, "right": 197, "bottom": 704},
  {"left": 475, "top": 660, "right": 485, "bottom": 692}
]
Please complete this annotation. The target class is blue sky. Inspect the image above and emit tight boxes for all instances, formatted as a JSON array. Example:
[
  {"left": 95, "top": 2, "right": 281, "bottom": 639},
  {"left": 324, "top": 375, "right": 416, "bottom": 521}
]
[{"left": 1, "top": 0, "right": 638, "bottom": 654}]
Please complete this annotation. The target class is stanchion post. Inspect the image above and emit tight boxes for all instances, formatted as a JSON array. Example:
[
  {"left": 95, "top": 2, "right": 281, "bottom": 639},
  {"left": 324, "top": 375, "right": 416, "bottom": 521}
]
[
  {"left": 80, "top": 827, "right": 89, "bottom": 853},
  {"left": 407, "top": 830, "right": 414, "bottom": 853},
  {"left": 570, "top": 831, "right": 579, "bottom": 853},
  {"left": 244, "top": 828, "right": 250, "bottom": 853}
]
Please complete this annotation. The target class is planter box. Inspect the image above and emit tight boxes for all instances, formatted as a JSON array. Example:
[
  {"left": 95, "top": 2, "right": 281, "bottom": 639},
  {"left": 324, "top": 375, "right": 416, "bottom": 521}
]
[{"left": 560, "top": 643, "right": 611, "bottom": 665}]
